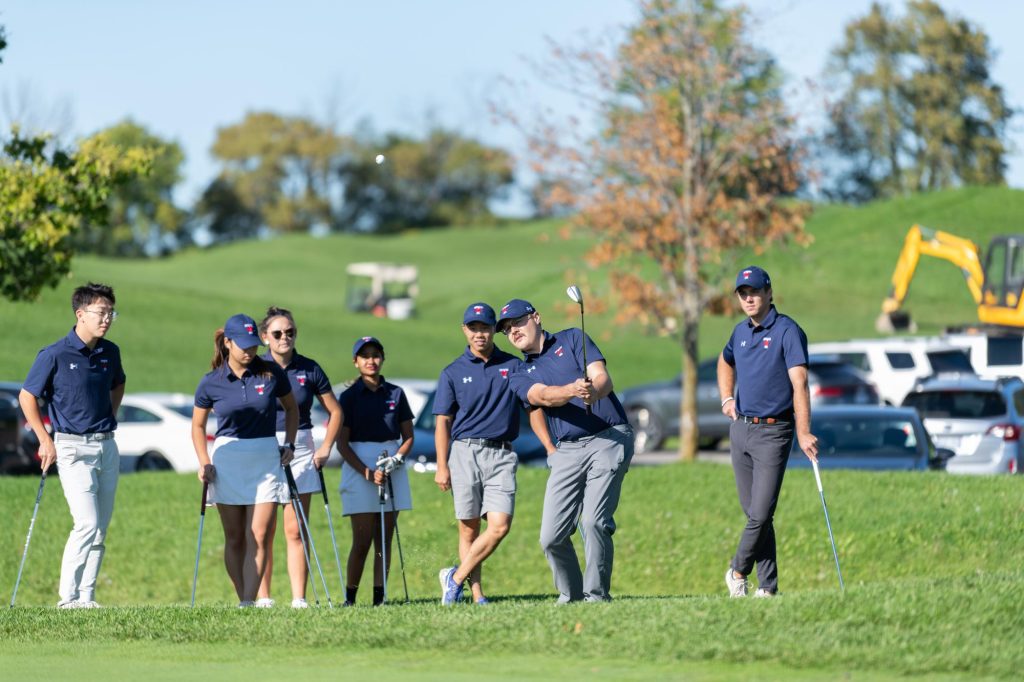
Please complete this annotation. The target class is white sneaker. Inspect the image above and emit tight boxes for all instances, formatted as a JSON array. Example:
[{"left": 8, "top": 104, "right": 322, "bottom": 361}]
[
  {"left": 77, "top": 600, "right": 101, "bottom": 608},
  {"left": 237, "top": 600, "right": 255, "bottom": 608},
  {"left": 753, "top": 588, "right": 776, "bottom": 598},
  {"left": 291, "top": 598, "right": 309, "bottom": 609},
  {"left": 254, "top": 598, "right": 275, "bottom": 608},
  {"left": 56, "top": 599, "right": 81, "bottom": 609},
  {"left": 725, "top": 567, "right": 749, "bottom": 598}
]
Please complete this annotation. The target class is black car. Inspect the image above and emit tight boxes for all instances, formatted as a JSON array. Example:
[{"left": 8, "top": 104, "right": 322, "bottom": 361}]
[
  {"left": 406, "top": 390, "right": 549, "bottom": 471},
  {"left": 0, "top": 382, "right": 52, "bottom": 475},
  {"left": 0, "top": 393, "right": 20, "bottom": 473}
]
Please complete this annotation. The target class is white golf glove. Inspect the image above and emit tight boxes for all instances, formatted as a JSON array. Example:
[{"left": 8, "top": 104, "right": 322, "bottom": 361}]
[{"left": 375, "top": 453, "right": 403, "bottom": 474}]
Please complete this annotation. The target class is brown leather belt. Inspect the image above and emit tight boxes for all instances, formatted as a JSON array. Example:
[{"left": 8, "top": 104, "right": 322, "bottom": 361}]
[{"left": 742, "top": 415, "right": 792, "bottom": 425}]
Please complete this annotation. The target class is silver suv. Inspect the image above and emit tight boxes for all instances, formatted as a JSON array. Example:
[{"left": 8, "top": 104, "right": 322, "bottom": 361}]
[{"left": 901, "top": 375, "right": 1024, "bottom": 475}]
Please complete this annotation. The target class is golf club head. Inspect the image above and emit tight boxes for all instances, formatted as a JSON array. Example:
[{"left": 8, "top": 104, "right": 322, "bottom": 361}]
[{"left": 566, "top": 285, "right": 583, "bottom": 305}]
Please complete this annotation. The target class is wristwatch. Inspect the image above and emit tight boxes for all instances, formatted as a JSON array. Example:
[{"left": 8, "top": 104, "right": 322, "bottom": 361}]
[{"left": 284, "top": 442, "right": 295, "bottom": 451}]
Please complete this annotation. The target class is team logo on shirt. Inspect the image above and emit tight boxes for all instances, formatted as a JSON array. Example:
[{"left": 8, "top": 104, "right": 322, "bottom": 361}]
[
  {"left": 296, "top": 372, "right": 307, "bottom": 386},
  {"left": 255, "top": 384, "right": 266, "bottom": 395},
  {"left": 526, "top": 366, "right": 536, "bottom": 374},
  {"left": 100, "top": 358, "right": 109, "bottom": 372},
  {"left": 386, "top": 399, "right": 397, "bottom": 411},
  {"left": 762, "top": 337, "right": 772, "bottom": 349},
  {"left": 499, "top": 368, "right": 509, "bottom": 379},
  {"left": 554, "top": 346, "right": 565, "bottom": 357},
  {"left": 69, "top": 363, "right": 78, "bottom": 370},
  {"left": 462, "top": 377, "right": 473, "bottom": 384}
]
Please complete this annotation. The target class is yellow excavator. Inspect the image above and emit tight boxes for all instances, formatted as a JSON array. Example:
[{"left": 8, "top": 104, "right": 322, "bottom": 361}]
[{"left": 876, "top": 225, "right": 1024, "bottom": 332}]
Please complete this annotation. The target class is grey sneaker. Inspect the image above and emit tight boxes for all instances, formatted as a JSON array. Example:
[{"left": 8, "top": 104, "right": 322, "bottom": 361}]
[
  {"left": 725, "top": 567, "right": 749, "bottom": 598},
  {"left": 753, "top": 588, "right": 776, "bottom": 598},
  {"left": 254, "top": 598, "right": 275, "bottom": 608}
]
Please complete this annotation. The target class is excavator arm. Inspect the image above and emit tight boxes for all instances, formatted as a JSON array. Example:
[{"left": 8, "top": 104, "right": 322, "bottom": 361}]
[{"left": 877, "top": 225, "right": 984, "bottom": 332}]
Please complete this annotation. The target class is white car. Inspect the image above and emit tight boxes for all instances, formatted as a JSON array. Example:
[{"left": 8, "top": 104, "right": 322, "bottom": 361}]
[
  {"left": 116, "top": 393, "right": 208, "bottom": 473},
  {"left": 808, "top": 338, "right": 975, "bottom": 406},
  {"left": 940, "top": 330, "right": 1024, "bottom": 381}
]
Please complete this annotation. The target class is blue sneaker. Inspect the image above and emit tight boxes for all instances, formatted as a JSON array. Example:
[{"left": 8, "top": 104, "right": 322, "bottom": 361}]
[
  {"left": 439, "top": 566, "right": 464, "bottom": 605},
  {"left": 475, "top": 596, "right": 489, "bottom": 605}
]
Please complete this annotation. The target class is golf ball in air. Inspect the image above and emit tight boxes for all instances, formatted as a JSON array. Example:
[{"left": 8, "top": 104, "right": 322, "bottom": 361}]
[{"left": 375, "top": 154, "right": 385, "bottom": 165}]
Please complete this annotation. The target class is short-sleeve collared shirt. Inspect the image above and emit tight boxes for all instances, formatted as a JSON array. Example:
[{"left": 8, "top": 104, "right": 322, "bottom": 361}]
[
  {"left": 338, "top": 378, "right": 414, "bottom": 442},
  {"left": 433, "top": 346, "right": 524, "bottom": 442},
  {"left": 261, "top": 351, "right": 332, "bottom": 431},
  {"left": 22, "top": 328, "right": 126, "bottom": 435},
  {"left": 195, "top": 361, "right": 291, "bottom": 439},
  {"left": 722, "top": 305, "right": 808, "bottom": 417},
  {"left": 507, "top": 328, "right": 627, "bottom": 443}
]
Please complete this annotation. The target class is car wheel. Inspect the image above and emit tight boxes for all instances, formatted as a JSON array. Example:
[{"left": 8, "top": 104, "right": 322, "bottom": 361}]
[
  {"left": 137, "top": 451, "right": 172, "bottom": 472},
  {"left": 627, "top": 405, "right": 663, "bottom": 454}
]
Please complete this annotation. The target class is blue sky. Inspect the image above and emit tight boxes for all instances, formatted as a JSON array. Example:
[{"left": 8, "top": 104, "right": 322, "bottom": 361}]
[{"left": 3, "top": 1, "right": 1022, "bottom": 212}]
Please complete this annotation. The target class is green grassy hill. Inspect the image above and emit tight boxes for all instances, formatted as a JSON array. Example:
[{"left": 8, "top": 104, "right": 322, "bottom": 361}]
[{"left": 2, "top": 186, "right": 1023, "bottom": 392}]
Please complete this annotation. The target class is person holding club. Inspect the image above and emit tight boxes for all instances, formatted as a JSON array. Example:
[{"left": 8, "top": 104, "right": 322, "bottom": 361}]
[
  {"left": 499, "top": 294, "right": 633, "bottom": 603},
  {"left": 191, "top": 313, "right": 299, "bottom": 607},
  {"left": 435, "top": 302, "right": 551, "bottom": 605},
  {"left": 336, "top": 336, "right": 414, "bottom": 606},
  {"left": 717, "top": 266, "right": 818, "bottom": 598},
  {"left": 19, "top": 282, "right": 126, "bottom": 609},
  {"left": 255, "top": 306, "right": 342, "bottom": 609}
]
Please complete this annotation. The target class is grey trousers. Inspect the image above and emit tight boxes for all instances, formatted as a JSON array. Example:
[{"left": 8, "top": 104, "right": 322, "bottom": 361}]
[
  {"left": 539, "top": 424, "right": 633, "bottom": 603},
  {"left": 729, "top": 418, "right": 793, "bottom": 593}
]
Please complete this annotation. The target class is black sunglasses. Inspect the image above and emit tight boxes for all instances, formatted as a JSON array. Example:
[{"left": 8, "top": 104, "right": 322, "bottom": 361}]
[{"left": 271, "top": 328, "right": 296, "bottom": 340}]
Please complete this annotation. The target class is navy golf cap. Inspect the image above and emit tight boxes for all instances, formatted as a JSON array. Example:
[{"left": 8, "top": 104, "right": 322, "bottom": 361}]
[
  {"left": 735, "top": 266, "right": 771, "bottom": 291},
  {"left": 463, "top": 302, "right": 496, "bottom": 327},
  {"left": 352, "top": 336, "right": 384, "bottom": 358},
  {"left": 496, "top": 298, "right": 536, "bottom": 332},
  {"left": 224, "top": 313, "right": 261, "bottom": 349}
]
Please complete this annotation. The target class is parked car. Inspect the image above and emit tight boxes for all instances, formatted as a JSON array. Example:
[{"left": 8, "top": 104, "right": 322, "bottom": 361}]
[
  {"left": 405, "top": 389, "right": 549, "bottom": 472},
  {"left": 0, "top": 393, "right": 21, "bottom": 474},
  {"left": 941, "top": 329, "right": 1024, "bottom": 381},
  {"left": 0, "top": 381, "right": 52, "bottom": 474},
  {"left": 115, "top": 393, "right": 213, "bottom": 473},
  {"left": 901, "top": 375, "right": 1024, "bottom": 474},
  {"left": 808, "top": 337, "right": 975, "bottom": 405},
  {"left": 620, "top": 356, "right": 879, "bottom": 455},
  {"left": 790, "top": 405, "right": 953, "bottom": 471}
]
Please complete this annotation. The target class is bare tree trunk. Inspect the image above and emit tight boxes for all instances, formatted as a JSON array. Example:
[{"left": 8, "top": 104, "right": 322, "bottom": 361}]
[{"left": 677, "top": 295, "right": 701, "bottom": 462}]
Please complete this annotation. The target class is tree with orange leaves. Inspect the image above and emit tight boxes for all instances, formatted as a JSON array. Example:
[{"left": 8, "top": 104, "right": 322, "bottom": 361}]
[{"left": 512, "top": 0, "right": 809, "bottom": 460}]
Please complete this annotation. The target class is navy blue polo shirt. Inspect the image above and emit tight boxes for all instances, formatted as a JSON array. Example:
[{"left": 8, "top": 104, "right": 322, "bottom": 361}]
[
  {"left": 194, "top": 361, "right": 292, "bottom": 439},
  {"left": 433, "top": 346, "right": 524, "bottom": 442},
  {"left": 338, "top": 378, "right": 414, "bottom": 442},
  {"left": 22, "top": 328, "right": 126, "bottom": 435},
  {"left": 508, "top": 328, "right": 627, "bottom": 443},
  {"left": 722, "top": 305, "right": 808, "bottom": 417},
  {"left": 261, "top": 351, "right": 332, "bottom": 432}
]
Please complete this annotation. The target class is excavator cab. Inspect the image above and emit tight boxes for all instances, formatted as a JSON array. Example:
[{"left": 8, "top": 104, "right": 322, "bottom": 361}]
[{"left": 980, "top": 236, "right": 1024, "bottom": 312}]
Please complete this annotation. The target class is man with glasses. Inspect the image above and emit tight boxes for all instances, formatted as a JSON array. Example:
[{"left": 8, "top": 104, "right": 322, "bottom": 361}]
[
  {"left": 19, "top": 282, "right": 126, "bottom": 608},
  {"left": 435, "top": 303, "right": 551, "bottom": 605},
  {"left": 497, "top": 298, "right": 633, "bottom": 603}
]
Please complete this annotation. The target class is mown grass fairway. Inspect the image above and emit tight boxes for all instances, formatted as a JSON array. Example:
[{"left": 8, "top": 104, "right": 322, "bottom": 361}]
[{"left": 1, "top": 462, "right": 1021, "bottom": 679}]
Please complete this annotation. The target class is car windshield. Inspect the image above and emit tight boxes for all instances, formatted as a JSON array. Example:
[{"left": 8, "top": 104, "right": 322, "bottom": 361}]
[
  {"left": 416, "top": 392, "right": 437, "bottom": 431},
  {"left": 811, "top": 415, "right": 920, "bottom": 456},
  {"left": 165, "top": 404, "right": 194, "bottom": 419},
  {"left": 808, "top": 362, "right": 862, "bottom": 382},
  {"left": 902, "top": 390, "right": 1006, "bottom": 419},
  {"left": 927, "top": 350, "right": 974, "bottom": 373}
]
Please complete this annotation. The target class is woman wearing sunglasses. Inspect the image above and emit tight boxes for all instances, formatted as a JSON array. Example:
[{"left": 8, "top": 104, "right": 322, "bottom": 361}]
[{"left": 255, "top": 306, "right": 343, "bottom": 608}]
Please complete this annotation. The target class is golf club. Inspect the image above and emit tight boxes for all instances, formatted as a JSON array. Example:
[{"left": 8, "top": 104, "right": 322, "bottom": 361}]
[
  {"left": 386, "top": 474, "right": 410, "bottom": 603},
  {"left": 10, "top": 472, "right": 47, "bottom": 608},
  {"left": 317, "top": 468, "right": 345, "bottom": 596},
  {"left": 377, "top": 451, "right": 389, "bottom": 603},
  {"left": 285, "top": 466, "right": 331, "bottom": 607},
  {"left": 190, "top": 480, "right": 208, "bottom": 608},
  {"left": 566, "top": 284, "right": 593, "bottom": 415},
  {"left": 811, "top": 459, "right": 845, "bottom": 591}
]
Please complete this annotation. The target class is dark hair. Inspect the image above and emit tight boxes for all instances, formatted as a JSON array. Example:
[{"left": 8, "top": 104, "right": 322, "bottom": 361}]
[
  {"left": 259, "top": 306, "right": 295, "bottom": 334},
  {"left": 72, "top": 282, "right": 115, "bottom": 312},
  {"left": 210, "top": 328, "right": 272, "bottom": 377}
]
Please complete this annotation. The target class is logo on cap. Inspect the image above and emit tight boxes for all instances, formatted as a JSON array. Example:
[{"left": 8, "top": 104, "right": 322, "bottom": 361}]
[
  {"left": 501, "top": 304, "right": 510, "bottom": 314},
  {"left": 473, "top": 305, "right": 483, "bottom": 315},
  {"left": 742, "top": 270, "right": 752, "bottom": 280},
  {"left": 245, "top": 323, "right": 255, "bottom": 335},
  {"left": 362, "top": 336, "right": 373, "bottom": 342}
]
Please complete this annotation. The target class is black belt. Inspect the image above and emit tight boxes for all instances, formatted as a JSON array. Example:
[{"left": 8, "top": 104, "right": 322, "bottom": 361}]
[
  {"left": 742, "top": 412, "right": 793, "bottom": 425},
  {"left": 458, "top": 437, "right": 512, "bottom": 451}
]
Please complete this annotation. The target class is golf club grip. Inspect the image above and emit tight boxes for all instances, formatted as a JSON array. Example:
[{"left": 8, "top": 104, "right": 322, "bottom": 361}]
[
  {"left": 318, "top": 468, "right": 329, "bottom": 504},
  {"left": 199, "top": 481, "right": 209, "bottom": 515},
  {"left": 811, "top": 460, "right": 824, "bottom": 492}
]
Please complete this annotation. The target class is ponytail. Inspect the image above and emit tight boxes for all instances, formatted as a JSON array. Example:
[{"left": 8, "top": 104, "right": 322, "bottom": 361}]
[{"left": 211, "top": 329, "right": 228, "bottom": 370}]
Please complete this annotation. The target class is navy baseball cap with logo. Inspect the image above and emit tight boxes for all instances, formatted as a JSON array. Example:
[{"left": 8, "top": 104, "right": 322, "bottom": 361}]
[
  {"left": 224, "top": 313, "right": 261, "bottom": 349},
  {"left": 735, "top": 266, "right": 771, "bottom": 291},
  {"left": 463, "top": 302, "right": 497, "bottom": 326},
  {"left": 352, "top": 336, "right": 384, "bottom": 358},
  {"left": 496, "top": 298, "right": 536, "bottom": 333}
]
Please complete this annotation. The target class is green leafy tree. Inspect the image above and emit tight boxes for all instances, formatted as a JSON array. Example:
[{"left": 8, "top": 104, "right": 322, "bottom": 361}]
[
  {"left": 76, "top": 120, "right": 185, "bottom": 257},
  {"left": 825, "top": 1, "right": 1012, "bottom": 200},
  {"left": 0, "top": 130, "right": 151, "bottom": 301}
]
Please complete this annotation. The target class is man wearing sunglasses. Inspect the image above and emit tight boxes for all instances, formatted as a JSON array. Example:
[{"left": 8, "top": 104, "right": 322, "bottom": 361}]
[
  {"left": 497, "top": 298, "right": 633, "bottom": 604},
  {"left": 19, "top": 282, "right": 126, "bottom": 609}
]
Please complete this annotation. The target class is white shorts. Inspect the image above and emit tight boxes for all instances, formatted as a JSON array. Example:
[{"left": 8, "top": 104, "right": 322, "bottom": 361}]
[
  {"left": 210, "top": 436, "right": 288, "bottom": 505},
  {"left": 340, "top": 440, "right": 412, "bottom": 516},
  {"left": 276, "top": 429, "right": 319, "bottom": 495}
]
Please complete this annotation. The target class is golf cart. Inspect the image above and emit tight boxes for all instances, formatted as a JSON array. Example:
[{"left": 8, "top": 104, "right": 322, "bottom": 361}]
[{"left": 345, "top": 262, "right": 419, "bottom": 320}]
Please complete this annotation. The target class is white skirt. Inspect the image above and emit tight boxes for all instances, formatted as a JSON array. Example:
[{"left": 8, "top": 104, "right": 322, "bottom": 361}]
[
  {"left": 340, "top": 440, "right": 412, "bottom": 516},
  {"left": 276, "top": 429, "right": 320, "bottom": 495},
  {"left": 210, "top": 436, "right": 288, "bottom": 505}
]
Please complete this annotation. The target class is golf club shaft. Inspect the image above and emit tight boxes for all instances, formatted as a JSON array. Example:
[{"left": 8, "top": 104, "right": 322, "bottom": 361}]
[
  {"left": 378, "top": 480, "right": 388, "bottom": 602},
  {"left": 578, "top": 300, "right": 593, "bottom": 416},
  {"left": 10, "top": 473, "right": 47, "bottom": 608},
  {"left": 318, "top": 469, "right": 346, "bottom": 595},
  {"left": 812, "top": 460, "right": 845, "bottom": 591},
  {"left": 190, "top": 480, "right": 209, "bottom": 608},
  {"left": 285, "top": 467, "right": 326, "bottom": 606},
  {"left": 292, "top": 484, "right": 333, "bottom": 607},
  {"left": 387, "top": 475, "right": 409, "bottom": 603}
]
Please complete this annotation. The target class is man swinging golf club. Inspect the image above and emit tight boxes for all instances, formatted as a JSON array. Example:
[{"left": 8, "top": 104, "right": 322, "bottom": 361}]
[
  {"left": 499, "top": 294, "right": 633, "bottom": 603},
  {"left": 718, "top": 266, "right": 818, "bottom": 598}
]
